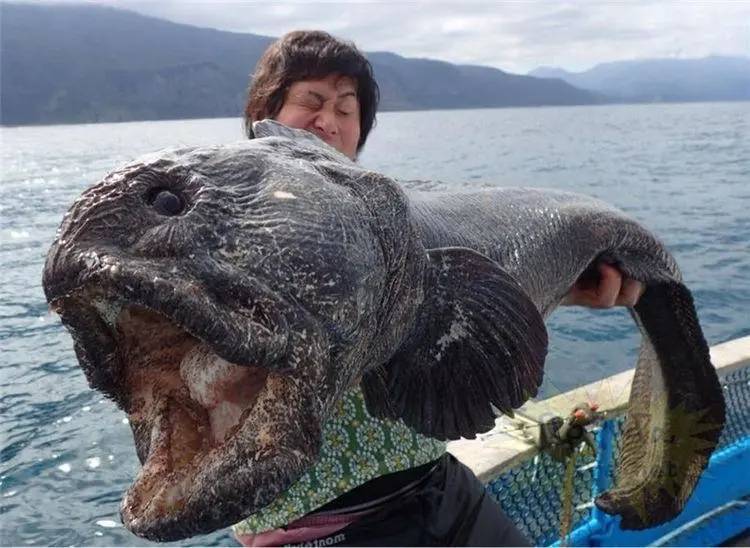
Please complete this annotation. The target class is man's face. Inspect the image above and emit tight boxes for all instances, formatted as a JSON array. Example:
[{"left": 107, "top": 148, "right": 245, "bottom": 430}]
[{"left": 275, "top": 74, "right": 361, "bottom": 160}]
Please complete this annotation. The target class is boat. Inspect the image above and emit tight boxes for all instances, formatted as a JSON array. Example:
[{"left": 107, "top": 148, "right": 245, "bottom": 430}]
[{"left": 448, "top": 335, "right": 750, "bottom": 546}]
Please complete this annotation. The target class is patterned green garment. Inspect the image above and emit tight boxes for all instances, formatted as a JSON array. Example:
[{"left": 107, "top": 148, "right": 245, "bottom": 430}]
[{"left": 232, "top": 384, "right": 446, "bottom": 535}]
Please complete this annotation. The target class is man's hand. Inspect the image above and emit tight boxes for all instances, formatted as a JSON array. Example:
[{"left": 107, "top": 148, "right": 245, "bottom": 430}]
[{"left": 561, "top": 263, "right": 644, "bottom": 309}]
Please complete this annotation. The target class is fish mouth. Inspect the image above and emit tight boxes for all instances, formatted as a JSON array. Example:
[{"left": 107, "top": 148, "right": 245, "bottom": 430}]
[
  {"left": 116, "top": 305, "right": 264, "bottom": 532},
  {"left": 46, "top": 260, "right": 328, "bottom": 541}
]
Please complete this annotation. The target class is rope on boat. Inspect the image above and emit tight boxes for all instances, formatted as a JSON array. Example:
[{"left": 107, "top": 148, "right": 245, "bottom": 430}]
[
  {"left": 536, "top": 403, "right": 602, "bottom": 546},
  {"left": 560, "top": 453, "right": 577, "bottom": 546}
]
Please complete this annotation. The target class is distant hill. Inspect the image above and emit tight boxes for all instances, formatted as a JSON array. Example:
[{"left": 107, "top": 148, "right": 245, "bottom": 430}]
[
  {"left": 0, "top": 2, "right": 605, "bottom": 127},
  {"left": 529, "top": 56, "right": 750, "bottom": 103}
]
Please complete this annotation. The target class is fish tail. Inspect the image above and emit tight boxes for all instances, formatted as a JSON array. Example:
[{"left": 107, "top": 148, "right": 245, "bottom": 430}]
[{"left": 595, "top": 280, "right": 726, "bottom": 529}]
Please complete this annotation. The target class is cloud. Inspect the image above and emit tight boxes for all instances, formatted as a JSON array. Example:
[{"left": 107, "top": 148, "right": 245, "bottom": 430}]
[{"left": 26, "top": 0, "right": 750, "bottom": 73}]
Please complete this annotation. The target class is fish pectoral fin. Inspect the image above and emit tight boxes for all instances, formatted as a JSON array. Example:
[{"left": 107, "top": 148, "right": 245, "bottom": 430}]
[{"left": 362, "top": 246, "right": 549, "bottom": 441}]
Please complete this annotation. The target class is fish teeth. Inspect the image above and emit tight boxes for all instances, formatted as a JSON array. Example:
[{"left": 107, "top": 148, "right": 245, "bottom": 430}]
[
  {"left": 209, "top": 401, "right": 245, "bottom": 444},
  {"left": 179, "top": 343, "right": 230, "bottom": 409}
]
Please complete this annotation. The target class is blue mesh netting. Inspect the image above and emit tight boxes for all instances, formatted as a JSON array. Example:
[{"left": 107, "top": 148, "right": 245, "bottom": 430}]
[
  {"left": 716, "top": 366, "right": 750, "bottom": 449},
  {"left": 484, "top": 365, "right": 750, "bottom": 547},
  {"left": 485, "top": 435, "right": 597, "bottom": 546}
]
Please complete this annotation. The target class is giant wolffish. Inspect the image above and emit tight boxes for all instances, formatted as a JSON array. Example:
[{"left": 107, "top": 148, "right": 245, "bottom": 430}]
[{"left": 42, "top": 121, "right": 725, "bottom": 542}]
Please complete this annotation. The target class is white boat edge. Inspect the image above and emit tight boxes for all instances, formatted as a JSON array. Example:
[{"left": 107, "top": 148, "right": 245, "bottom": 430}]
[{"left": 448, "top": 335, "right": 750, "bottom": 483}]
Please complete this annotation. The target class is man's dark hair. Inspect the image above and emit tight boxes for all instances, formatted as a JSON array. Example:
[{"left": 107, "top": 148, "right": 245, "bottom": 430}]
[{"left": 244, "top": 30, "right": 380, "bottom": 152}]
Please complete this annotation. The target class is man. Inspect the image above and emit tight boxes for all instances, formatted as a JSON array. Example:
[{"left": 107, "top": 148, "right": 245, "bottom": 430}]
[
  {"left": 233, "top": 30, "right": 643, "bottom": 547},
  {"left": 244, "top": 29, "right": 376, "bottom": 161}
]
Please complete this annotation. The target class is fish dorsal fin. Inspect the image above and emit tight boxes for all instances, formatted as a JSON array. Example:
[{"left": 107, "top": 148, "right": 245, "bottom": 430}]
[{"left": 250, "top": 119, "right": 352, "bottom": 162}]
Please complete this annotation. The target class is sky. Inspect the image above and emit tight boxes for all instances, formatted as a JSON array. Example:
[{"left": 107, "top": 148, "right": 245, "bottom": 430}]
[{"left": 26, "top": 0, "right": 750, "bottom": 74}]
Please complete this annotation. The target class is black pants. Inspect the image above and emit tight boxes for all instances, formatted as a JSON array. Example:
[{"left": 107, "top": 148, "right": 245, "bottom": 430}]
[{"left": 285, "top": 453, "right": 532, "bottom": 547}]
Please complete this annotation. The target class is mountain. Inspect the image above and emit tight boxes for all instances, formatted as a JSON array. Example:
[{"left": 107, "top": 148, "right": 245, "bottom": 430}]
[
  {"left": 0, "top": 3, "right": 604, "bottom": 127},
  {"left": 527, "top": 67, "right": 575, "bottom": 81},
  {"left": 529, "top": 56, "right": 750, "bottom": 103}
]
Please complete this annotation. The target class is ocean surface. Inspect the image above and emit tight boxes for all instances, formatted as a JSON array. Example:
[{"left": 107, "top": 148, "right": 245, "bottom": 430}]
[{"left": 1, "top": 102, "right": 749, "bottom": 546}]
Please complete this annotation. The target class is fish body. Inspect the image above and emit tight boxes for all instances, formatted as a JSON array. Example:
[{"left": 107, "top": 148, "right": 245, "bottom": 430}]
[
  {"left": 395, "top": 187, "right": 725, "bottom": 530},
  {"left": 42, "top": 121, "right": 725, "bottom": 541}
]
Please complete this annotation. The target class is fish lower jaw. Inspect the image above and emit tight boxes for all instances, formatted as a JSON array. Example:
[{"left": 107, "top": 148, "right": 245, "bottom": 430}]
[
  {"left": 118, "top": 307, "right": 271, "bottom": 530},
  {"left": 121, "top": 392, "right": 260, "bottom": 531},
  {"left": 121, "top": 397, "right": 205, "bottom": 527}
]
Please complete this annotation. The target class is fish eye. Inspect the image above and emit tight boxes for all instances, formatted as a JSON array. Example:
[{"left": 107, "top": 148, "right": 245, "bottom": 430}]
[{"left": 147, "top": 188, "right": 186, "bottom": 216}]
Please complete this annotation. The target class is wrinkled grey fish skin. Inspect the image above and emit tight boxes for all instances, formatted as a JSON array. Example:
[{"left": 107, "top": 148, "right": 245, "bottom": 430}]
[
  {"left": 42, "top": 120, "right": 724, "bottom": 541},
  {"left": 390, "top": 185, "right": 725, "bottom": 531},
  {"left": 409, "top": 187, "right": 677, "bottom": 318}
]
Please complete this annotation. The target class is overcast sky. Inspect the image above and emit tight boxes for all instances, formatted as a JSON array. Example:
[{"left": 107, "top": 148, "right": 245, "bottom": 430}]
[{"left": 37, "top": 0, "right": 750, "bottom": 73}]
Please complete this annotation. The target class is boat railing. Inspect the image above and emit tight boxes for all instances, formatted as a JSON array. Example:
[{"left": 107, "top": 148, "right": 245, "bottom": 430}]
[{"left": 447, "top": 335, "right": 750, "bottom": 547}]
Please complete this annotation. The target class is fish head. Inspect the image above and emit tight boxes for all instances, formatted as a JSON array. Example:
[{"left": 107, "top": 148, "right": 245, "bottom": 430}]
[{"left": 41, "top": 133, "right": 427, "bottom": 541}]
